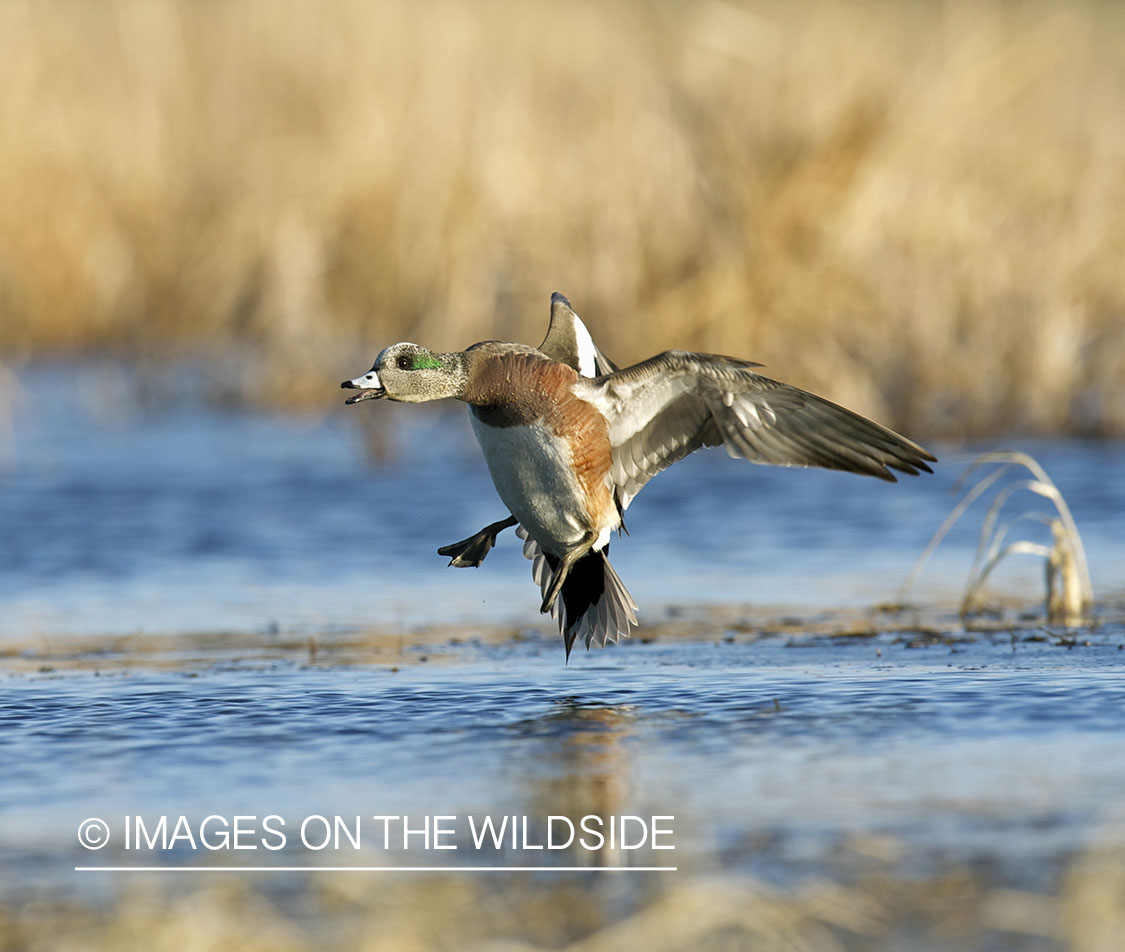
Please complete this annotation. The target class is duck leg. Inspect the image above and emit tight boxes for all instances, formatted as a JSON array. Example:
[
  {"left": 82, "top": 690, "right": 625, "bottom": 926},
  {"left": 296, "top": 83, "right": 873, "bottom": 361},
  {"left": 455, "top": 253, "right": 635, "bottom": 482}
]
[{"left": 437, "top": 515, "right": 518, "bottom": 567}]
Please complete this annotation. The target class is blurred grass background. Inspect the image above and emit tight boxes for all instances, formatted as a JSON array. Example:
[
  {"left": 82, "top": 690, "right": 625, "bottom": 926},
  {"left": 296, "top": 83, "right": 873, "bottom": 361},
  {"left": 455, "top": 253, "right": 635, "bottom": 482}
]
[
  {"left": 1, "top": 0, "right": 1123, "bottom": 436},
  {"left": 5, "top": 835, "right": 1125, "bottom": 951}
]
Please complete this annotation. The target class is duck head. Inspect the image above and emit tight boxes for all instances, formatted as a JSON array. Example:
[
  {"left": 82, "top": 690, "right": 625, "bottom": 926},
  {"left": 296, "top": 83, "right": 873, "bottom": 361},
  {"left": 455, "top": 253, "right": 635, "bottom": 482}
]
[{"left": 341, "top": 342, "right": 466, "bottom": 404}]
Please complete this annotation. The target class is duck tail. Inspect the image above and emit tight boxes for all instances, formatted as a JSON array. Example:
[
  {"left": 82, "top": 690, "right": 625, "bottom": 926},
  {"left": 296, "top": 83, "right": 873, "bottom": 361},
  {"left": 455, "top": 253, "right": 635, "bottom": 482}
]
[{"left": 518, "top": 527, "right": 638, "bottom": 660}]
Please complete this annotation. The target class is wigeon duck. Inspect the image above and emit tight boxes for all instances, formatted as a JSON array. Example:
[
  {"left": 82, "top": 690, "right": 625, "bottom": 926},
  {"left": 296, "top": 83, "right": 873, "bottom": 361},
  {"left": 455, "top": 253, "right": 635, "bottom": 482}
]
[{"left": 342, "top": 293, "right": 935, "bottom": 660}]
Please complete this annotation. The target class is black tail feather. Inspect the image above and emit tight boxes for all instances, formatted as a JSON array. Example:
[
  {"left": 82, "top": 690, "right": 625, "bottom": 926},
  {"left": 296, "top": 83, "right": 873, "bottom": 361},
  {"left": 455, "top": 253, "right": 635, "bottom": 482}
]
[
  {"left": 516, "top": 525, "right": 638, "bottom": 661},
  {"left": 543, "top": 545, "right": 638, "bottom": 660},
  {"left": 543, "top": 549, "right": 601, "bottom": 659}
]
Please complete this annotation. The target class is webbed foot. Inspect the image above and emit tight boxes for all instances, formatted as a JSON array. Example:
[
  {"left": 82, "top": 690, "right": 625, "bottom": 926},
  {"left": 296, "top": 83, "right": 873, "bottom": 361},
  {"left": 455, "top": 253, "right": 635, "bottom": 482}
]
[{"left": 437, "top": 516, "right": 518, "bottom": 567}]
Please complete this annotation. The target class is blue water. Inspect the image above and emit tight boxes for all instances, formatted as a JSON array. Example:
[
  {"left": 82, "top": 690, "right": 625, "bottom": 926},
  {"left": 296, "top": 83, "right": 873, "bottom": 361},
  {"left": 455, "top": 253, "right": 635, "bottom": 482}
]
[
  {"left": 2, "top": 634, "right": 1124, "bottom": 894},
  {"left": 2, "top": 363, "right": 1123, "bottom": 638},
  {"left": 1, "top": 363, "right": 1123, "bottom": 896}
]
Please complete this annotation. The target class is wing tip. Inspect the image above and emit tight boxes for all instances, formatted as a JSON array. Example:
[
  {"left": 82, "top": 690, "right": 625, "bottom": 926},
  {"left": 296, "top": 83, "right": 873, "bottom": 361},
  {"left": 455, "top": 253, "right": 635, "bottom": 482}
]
[
  {"left": 550, "top": 290, "right": 572, "bottom": 309},
  {"left": 886, "top": 445, "right": 938, "bottom": 479}
]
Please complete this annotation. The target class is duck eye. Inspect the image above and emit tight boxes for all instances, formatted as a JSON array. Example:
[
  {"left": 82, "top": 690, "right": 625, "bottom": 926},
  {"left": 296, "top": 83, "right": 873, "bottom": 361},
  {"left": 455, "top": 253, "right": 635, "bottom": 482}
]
[{"left": 397, "top": 355, "right": 411, "bottom": 371}]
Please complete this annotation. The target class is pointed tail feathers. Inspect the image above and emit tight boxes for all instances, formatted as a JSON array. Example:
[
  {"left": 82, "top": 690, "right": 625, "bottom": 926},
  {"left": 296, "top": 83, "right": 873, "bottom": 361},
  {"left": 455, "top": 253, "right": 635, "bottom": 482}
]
[{"left": 517, "top": 526, "right": 638, "bottom": 658}]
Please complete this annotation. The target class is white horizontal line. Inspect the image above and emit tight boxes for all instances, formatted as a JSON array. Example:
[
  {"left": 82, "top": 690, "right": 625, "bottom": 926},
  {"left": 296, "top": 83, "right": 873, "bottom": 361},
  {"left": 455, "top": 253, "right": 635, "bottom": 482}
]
[{"left": 76, "top": 865, "right": 677, "bottom": 873}]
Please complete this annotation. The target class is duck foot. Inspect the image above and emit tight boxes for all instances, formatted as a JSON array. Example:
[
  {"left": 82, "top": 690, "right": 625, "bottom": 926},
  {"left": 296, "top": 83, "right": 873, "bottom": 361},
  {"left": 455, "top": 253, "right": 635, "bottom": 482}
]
[{"left": 437, "top": 516, "right": 518, "bottom": 567}]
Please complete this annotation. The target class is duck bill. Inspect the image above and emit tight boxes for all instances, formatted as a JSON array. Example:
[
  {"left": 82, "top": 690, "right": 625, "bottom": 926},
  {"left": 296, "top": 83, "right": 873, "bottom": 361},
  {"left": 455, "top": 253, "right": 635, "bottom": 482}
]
[
  {"left": 343, "top": 388, "right": 385, "bottom": 404},
  {"left": 341, "top": 373, "right": 387, "bottom": 404}
]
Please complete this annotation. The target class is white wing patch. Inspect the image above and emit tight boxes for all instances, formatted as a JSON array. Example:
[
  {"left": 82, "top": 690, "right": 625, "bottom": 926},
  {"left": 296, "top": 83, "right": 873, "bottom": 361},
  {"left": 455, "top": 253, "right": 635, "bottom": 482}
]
[{"left": 573, "top": 316, "right": 598, "bottom": 378}]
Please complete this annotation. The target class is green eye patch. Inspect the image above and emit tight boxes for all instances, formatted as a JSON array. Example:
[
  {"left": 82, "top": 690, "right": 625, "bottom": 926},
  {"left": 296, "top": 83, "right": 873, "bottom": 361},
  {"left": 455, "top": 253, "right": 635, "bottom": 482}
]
[{"left": 411, "top": 355, "right": 443, "bottom": 371}]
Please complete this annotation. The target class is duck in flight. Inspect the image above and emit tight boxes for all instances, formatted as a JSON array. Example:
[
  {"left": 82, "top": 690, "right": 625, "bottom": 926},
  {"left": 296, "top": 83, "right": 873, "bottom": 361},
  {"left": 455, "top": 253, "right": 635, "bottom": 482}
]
[{"left": 342, "top": 293, "right": 935, "bottom": 660}]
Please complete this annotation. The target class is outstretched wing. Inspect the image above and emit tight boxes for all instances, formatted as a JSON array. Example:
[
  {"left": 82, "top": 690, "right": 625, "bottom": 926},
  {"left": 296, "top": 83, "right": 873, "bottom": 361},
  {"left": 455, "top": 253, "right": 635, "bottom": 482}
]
[
  {"left": 538, "top": 292, "right": 619, "bottom": 377},
  {"left": 577, "top": 351, "right": 936, "bottom": 510}
]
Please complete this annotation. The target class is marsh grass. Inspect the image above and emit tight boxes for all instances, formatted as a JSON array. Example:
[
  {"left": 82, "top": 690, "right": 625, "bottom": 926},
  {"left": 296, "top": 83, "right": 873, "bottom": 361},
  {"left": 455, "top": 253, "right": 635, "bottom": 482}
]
[
  {"left": 903, "top": 450, "right": 1092, "bottom": 625},
  {"left": 2, "top": 0, "right": 1124, "bottom": 434}
]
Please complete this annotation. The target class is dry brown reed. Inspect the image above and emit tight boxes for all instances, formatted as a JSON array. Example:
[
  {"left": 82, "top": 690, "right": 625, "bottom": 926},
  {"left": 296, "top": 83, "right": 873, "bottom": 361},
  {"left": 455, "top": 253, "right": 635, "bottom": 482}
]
[
  {"left": 1, "top": 0, "right": 1123, "bottom": 434},
  {"left": 901, "top": 450, "right": 1093, "bottom": 624}
]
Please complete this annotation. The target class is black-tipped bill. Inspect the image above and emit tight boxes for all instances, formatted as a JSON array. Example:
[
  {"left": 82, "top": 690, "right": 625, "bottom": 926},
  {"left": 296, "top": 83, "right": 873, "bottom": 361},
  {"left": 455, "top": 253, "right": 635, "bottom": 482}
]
[{"left": 341, "top": 372, "right": 386, "bottom": 404}]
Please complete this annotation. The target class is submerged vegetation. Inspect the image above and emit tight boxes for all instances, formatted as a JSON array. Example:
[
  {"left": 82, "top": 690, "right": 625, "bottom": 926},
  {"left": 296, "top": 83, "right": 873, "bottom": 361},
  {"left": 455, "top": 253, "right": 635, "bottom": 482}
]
[{"left": 2, "top": 0, "right": 1124, "bottom": 435}]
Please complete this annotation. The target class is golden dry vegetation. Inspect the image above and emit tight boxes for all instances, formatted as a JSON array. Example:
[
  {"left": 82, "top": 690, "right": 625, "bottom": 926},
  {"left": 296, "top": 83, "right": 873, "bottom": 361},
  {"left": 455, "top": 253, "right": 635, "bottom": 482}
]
[{"left": 1, "top": 0, "right": 1124, "bottom": 436}]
